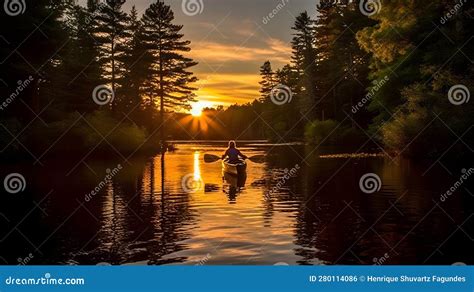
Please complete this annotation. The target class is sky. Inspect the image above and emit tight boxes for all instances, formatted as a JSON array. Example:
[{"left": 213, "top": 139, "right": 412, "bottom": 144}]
[{"left": 79, "top": 0, "right": 317, "bottom": 107}]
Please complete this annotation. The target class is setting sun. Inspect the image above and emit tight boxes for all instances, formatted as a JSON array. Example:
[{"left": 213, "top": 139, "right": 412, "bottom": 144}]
[
  {"left": 190, "top": 107, "right": 202, "bottom": 117},
  {"left": 190, "top": 101, "right": 213, "bottom": 117}
]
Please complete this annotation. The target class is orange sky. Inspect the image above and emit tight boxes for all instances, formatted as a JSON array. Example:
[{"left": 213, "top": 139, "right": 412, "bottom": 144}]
[
  {"left": 79, "top": 0, "right": 316, "bottom": 108},
  {"left": 188, "top": 38, "right": 292, "bottom": 107}
]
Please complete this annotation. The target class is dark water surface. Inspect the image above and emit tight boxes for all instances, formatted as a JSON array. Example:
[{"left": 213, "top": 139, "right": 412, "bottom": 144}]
[{"left": 1, "top": 142, "right": 473, "bottom": 265}]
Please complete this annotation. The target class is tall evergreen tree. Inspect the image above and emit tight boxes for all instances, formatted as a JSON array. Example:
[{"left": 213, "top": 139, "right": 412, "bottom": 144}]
[
  {"left": 275, "top": 65, "right": 300, "bottom": 97},
  {"left": 48, "top": 2, "right": 102, "bottom": 113},
  {"left": 142, "top": 1, "right": 198, "bottom": 142},
  {"left": 258, "top": 61, "right": 276, "bottom": 101},
  {"left": 315, "top": 1, "right": 374, "bottom": 122},
  {"left": 290, "top": 12, "right": 318, "bottom": 118},
  {"left": 313, "top": 0, "right": 338, "bottom": 120},
  {"left": 94, "top": 0, "right": 129, "bottom": 111},
  {"left": 118, "top": 6, "right": 153, "bottom": 114}
]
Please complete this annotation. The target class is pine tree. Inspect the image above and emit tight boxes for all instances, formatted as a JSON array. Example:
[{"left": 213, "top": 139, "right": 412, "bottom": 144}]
[
  {"left": 258, "top": 61, "right": 276, "bottom": 101},
  {"left": 142, "top": 1, "right": 198, "bottom": 142},
  {"left": 313, "top": 0, "right": 337, "bottom": 120},
  {"left": 290, "top": 12, "right": 318, "bottom": 118},
  {"left": 275, "top": 64, "right": 299, "bottom": 96},
  {"left": 49, "top": 2, "right": 103, "bottom": 113},
  {"left": 275, "top": 64, "right": 306, "bottom": 139},
  {"left": 94, "top": 0, "right": 130, "bottom": 111},
  {"left": 315, "top": 1, "right": 374, "bottom": 122},
  {"left": 118, "top": 6, "right": 154, "bottom": 114}
]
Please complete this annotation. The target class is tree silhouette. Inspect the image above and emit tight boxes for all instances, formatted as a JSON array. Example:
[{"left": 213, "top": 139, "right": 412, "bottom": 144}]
[{"left": 142, "top": 1, "right": 198, "bottom": 143}]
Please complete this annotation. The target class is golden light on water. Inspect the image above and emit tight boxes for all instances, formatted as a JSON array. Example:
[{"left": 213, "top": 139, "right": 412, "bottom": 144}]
[{"left": 193, "top": 151, "right": 201, "bottom": 180}]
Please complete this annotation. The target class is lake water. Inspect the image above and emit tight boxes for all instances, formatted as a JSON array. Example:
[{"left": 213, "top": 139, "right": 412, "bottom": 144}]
[{"left": 1, "top": 142, "right": 472, "bottom": 265}]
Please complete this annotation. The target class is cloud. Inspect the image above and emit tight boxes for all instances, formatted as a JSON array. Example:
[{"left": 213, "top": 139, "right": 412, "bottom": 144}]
[
  {"left": 190, "top": 37, "right": 291, "bottom": 65},
  {"left": 265, "top": 37, "right": 292, "bottom": 58},
  {"left": 78, "top": 0, "right": 300, "bottom": 107},
  {"left": 189, "top": 36, "right": 292, "bottom": 106},
  {"left": 195, "top": 73, "right": 261, "bottom": 106},
  {"left": 190, "top": 42, "right": 262, "bottom": 62}
]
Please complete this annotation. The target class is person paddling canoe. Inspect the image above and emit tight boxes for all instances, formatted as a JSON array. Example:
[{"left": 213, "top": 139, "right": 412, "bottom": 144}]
[{"left": 221, "top": 140, "right": 247, "bottom": 163}]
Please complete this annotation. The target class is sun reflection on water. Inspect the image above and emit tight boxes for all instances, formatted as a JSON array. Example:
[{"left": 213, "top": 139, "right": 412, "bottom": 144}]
[{"left": 193, "top": 151, "right": 201, "bottom": 181}]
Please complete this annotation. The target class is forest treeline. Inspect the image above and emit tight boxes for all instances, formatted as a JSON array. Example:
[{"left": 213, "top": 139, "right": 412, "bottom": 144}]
[
  {"left": 1, "top": 0, "right": 197, "bottom": 158},
  {"left": 173, "top": 0, "right": 473, "bottom": 158},
  {"left": 1, "top": 0, "right": 473, "bottom": 159}
]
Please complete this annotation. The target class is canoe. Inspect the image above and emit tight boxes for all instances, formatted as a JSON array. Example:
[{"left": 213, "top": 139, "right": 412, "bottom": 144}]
[
  {"left": 222, "top": 160, "right": 246, "bottom": 176},
  {"left": 223, "top": 171, "right": 247, "bottom": 189}
]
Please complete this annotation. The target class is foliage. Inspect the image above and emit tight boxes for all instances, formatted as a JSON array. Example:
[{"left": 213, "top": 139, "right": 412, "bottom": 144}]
[
  {"left": 142, "top": 2, "right": 198, "bottom": 111},
  {"left": 291, "top": 11, "right": 318, "bottom": 117},
  {"left": 380, "top": 71, "right": 474, "bottom": 157},
  {"left": 253, "top": 1, "right": 374, "bottom": 143},
  {"left": 258, "top": 61, "right": 276, "bottom": 101},
  {"left": 94, "top": 0, "right": 130, "bottom": 108},
  {"left": 358, "top": 0, "right": 474, "bottom": 157},
  {"left": 305, "top": 120, "right": 339, "bottom": 145},
  {"left": 26, "top": 111, "right": 147, "bottom": 155},
  {"left": 0, "top": 0, "right": 197, "bottom": 158},
  {"left": 304, "top": 119, "right": 366, "bottom": 147},
  {"left": 78, "top": 110, "right": 147, "bottom": 152},
  {"left": 1, "top": 0, "right": 472, "bottom": 160}
]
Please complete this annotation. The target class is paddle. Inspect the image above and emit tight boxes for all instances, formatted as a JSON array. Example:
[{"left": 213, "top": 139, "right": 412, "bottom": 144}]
[
  {"left": 204, "top": 154, "right": 265, "bottom": 164},
  {"left": 247, "top": 155, "right": 265, "bottom": 163},
  {"left": 204, "top": 154, "right": 221, "bottom": 163}
]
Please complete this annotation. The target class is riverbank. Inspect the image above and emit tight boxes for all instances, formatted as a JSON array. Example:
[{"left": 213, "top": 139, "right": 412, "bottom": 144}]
[{"left": 0, "top": 111, "right": 163, "bottom": 163}]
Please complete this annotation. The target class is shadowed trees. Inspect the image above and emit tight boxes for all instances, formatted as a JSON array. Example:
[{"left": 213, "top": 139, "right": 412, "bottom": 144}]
[{"left": 0, "top": 0, "right": 198, "bottom": 158}]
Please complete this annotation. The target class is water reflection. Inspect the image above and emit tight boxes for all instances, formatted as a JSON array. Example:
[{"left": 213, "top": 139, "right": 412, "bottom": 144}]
[
  {"left": 222, "top": 172, "right": 247, "bottom": 204},
  {"left": 193, "top": 151, "right": 201, "bottom": 181},
  {"left": 0, "top": 142, "right": 472, "bottom": 265}
]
